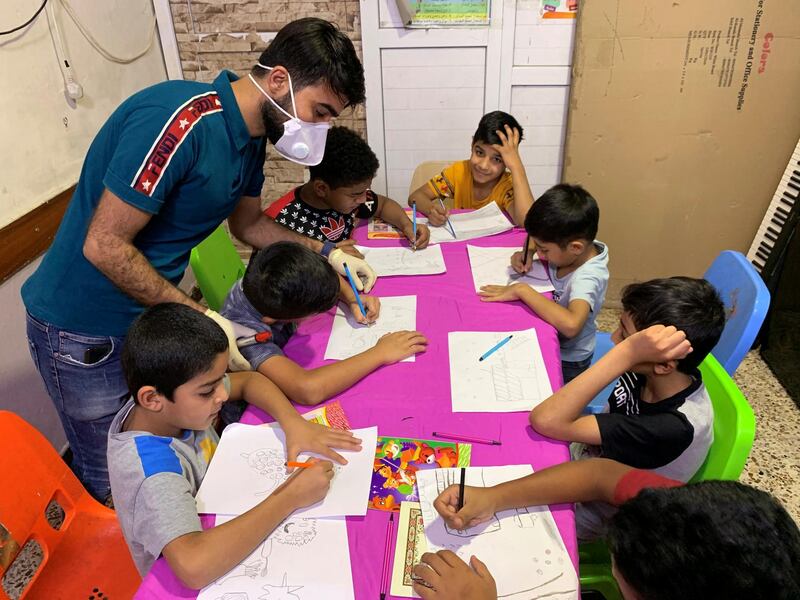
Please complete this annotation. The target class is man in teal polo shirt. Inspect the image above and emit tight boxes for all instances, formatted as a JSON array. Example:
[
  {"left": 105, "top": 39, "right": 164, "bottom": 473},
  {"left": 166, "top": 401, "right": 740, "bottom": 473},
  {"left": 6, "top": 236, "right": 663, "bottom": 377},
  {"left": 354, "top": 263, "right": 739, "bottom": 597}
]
[{"left": 22, "top": 18, "right": 371, "bottom": 502}]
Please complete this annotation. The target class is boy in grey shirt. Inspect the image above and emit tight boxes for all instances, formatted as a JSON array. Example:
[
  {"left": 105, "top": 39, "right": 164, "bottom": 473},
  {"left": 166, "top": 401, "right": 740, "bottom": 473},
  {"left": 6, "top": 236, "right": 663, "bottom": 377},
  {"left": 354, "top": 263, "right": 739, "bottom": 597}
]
[
  {"left": 107, "top": 303, "right": 360, "bottom": 587},
  {"left": 479, "top": 184, "right": 609, "bottom": 384}
]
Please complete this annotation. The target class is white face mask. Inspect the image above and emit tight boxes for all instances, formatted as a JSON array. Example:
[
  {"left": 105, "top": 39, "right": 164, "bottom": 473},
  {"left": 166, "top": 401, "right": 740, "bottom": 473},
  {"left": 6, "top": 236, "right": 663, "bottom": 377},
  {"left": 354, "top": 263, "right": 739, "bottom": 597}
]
[{"left": 249, "top": 65, "right": 330, "bottom": 166}]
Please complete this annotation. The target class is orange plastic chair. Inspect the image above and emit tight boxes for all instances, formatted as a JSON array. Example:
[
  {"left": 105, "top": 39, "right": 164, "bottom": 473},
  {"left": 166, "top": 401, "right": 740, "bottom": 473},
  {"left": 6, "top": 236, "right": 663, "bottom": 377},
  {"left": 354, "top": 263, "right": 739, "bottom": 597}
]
[{"left": 0, "top": 411, "right": 140, "bottom": 599}]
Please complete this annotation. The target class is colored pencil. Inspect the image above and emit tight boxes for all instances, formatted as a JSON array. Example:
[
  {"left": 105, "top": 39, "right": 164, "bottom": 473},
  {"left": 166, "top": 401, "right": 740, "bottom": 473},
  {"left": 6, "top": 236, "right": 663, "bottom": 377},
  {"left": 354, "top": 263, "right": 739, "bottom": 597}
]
[
  {"left": 478, "top": 334, "right": 514, "bottom": 362},
  {"left": 343, "top": 262, "right": 368, "bottom": 322},
  {"left": 523, "top": 235, "right": 531, "bottom": 268},
  {"left": 380, "top": 512, "right": 395, "bottom": 600},
  {"left": 432, "top": 431, "right": 502, "bottom": 446},
  {"left": 412, "top": 202, "right": 417, "bottom": 250},
  {"left": 236, "top": 330, "right": 272, "bottom": 348},
  {"left": 437, "top": 197, "right": 457, "bottom": 239},
  {"left": 284, "top": 461, "right": 313, "bottom": 469},
  {"left": 457, "top": 467, "right": 466, "bottom": 511}
]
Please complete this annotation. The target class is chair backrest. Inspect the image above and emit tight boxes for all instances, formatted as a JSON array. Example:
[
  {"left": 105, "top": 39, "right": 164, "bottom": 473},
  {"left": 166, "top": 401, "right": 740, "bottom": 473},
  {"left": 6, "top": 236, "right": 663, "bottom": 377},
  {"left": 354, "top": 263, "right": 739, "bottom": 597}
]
[
  {"left": 0, "top": 411, "right": 140, "bottom": 598},
  {"left": 703, "top": 250, "right": 770, "bottom": 375},
  {"left": 190, "top": 225, "right": 246, "bottom": 311},
  {"left": 690, "top": 354, "right": 756, "bottom": 482},
  {"left": 408, "top": 161, "right": 453, "bottom": 207}
]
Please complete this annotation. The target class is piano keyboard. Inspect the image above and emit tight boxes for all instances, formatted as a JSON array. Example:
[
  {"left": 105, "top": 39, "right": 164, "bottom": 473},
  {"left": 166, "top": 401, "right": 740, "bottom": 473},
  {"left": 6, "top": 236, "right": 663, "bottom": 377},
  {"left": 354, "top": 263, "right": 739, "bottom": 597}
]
[{"left": 747, "top": 138, "right": 800, "bottom": 275}]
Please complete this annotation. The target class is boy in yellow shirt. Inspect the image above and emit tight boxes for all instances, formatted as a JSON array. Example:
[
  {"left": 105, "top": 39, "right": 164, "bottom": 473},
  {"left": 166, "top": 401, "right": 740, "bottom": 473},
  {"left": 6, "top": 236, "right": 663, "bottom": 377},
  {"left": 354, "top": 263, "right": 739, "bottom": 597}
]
[{"left": 408, "top": 111, "right": 534, "bottom": 226}]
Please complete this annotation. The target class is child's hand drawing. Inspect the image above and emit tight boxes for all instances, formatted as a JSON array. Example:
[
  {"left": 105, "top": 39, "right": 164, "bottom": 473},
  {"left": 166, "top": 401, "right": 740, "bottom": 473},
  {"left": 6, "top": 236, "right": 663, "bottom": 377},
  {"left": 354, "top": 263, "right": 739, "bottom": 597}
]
[
  {"left": 276, "top": 458, "right": 335, "bottom": 509},
  {"left": 429, "top": 201, "right": 449, "bottom": 227},
  {"left": 375, "top": 330, "right": 429, "bottom": 364},
  {"left": 510, "top": 248, "right": 534, "bottom": 274},
  {"left": 348, "top": 294, "right": 381, "bottom": 325},
  {"left": 283, "top": 419, "right": 362, "bottom": 468},
  {"left": 404, "top": 222, "right": 431, "bottom": 250},
  {"left": 478, "top": 283, "right": 523, "bottom": 303},
  {"left": 433, "top": 484, "right": 498, "bottom": 531}
]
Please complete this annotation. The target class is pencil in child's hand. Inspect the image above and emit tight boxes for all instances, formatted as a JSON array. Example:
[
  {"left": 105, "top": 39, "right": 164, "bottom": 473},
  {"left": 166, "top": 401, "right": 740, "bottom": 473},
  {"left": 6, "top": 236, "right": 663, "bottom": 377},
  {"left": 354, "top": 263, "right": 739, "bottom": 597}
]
[
  {"left": 412, "top": 202, "right": 417, "bottom": 251},
  {"left": 523, "top": 235, "right": 531, "bottom": 269},
  {"left": 437, "top": 197, "right": 457, "bottom": 239},
  {"left": 343, "top": 262, "right": 368, "bottom": 323},
  {"left": 457, "top": 467, "right": 466, "bottom": 511}
]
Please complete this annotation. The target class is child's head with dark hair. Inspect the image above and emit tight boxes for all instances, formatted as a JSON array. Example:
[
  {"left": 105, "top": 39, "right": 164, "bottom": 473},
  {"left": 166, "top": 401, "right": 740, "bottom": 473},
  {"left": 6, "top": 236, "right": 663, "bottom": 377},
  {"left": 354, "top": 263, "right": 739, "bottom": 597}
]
[
  {"left": 243, "top": 241, "right": 339, "bottom": 321},
  {"left": 122, "top": 303, "right": 228, "bottom": 403},
  {"left": 253, "top": 18, "right": 365, "bottom": 108},
  {"left": 468, "top": 111, "right": 525, "bottom": 190},
  {"left": 616, "top": 277, "right": 725, "bottom": 373},
  {"left": 608, "top": 480, "right": 800, "bottom": 600},
  {"left": 472, "top": 111, "right": 524, "bottom": 146},
  {"left": 307, "top": 126, "right": 379, "bottom": 214}
]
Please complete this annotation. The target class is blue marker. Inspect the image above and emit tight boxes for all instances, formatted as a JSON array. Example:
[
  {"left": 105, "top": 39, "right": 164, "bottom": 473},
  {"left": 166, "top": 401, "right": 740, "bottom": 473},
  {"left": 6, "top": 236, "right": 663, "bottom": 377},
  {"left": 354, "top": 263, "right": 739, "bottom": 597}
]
[
  {"left": 438, "top": 197, "right": 457, "bottom": 239},
  {"left": 478, "top": 334, "right": 513, "bottom": 362},
  {"left": 343, "top": 262, "right": 368, "bottom": 323},
  {"left": 411, "top": 202, "right": 417, "bottom": 250}
]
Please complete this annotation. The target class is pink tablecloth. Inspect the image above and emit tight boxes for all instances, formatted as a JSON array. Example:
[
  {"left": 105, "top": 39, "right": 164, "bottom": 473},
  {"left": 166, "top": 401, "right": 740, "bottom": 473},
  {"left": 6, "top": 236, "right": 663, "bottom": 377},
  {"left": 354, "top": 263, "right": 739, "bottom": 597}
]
[{"left": 137, "top": 225, "right": 577, "bottom": 599}]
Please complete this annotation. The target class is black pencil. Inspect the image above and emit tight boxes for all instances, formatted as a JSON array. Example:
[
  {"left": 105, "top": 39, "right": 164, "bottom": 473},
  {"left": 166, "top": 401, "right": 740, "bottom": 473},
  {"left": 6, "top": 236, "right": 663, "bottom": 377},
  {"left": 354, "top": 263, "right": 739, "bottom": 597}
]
[
  {"left": 457, "top": 467, "right": 466, "bottom": 511},
  {"left": 523, "top": 235, "right": 530, "bottom": 268}
]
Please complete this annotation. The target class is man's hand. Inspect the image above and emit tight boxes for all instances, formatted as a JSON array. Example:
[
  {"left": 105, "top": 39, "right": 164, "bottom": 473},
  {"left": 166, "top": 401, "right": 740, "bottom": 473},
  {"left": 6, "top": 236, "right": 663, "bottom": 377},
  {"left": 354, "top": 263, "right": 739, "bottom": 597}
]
[
  {"left": 412, "top": 551, "right": 497, "bottom": 600},
  {"left": 428, "top": 201, "right": 449, "bottom": 227},
  {"left": 374, "top": 331, "right": 429, "bottom": 364},
  {"left": 282, "top": 418, "right": 362, "bottom": 467},
  {"left": 349, "top": 294, "right": 381, "bottom": 325},
  {"left": 274, "top": 458, "right": 334, "bottom": 509},
  {"left": 335, "top": 239, "right": 364, "bottom": 259},
  {"left": 433, "top": 484, "right": 498, "bottom": 531},
  {"left": 621, "top": 325, "right": 693, "bottom": 366},
  {"left": 328, "top": 249, "right": 377, "bottom": 292},
  {"left": 204, "top": 309, "right": 253, "bottom": 371},
  {"left": 510, "top": 249, "right": 534, "bottom": 274},
  {"left": 478, "top": 283, "right": 524, "bottom": 303}
]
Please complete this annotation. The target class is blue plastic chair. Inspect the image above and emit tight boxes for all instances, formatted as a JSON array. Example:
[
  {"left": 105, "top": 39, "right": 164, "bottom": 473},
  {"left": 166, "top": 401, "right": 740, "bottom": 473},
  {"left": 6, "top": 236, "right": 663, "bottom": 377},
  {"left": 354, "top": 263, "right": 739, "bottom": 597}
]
[{"left": 584, "top": 251, "right": 770, "bottom": 414}]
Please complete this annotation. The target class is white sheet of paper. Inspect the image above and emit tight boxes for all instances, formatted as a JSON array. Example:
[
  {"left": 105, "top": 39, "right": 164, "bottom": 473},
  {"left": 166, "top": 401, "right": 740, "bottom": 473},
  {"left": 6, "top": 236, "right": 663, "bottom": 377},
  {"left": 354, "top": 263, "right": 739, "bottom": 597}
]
[
  {"left": 448, "top": 328, "right": 553, "bottom": 412},
  {"left": 417, "top": 466, "right": 579, "bottom": 600},
  {"left": 467, "top": 245, "right": 555, "bottom": 293},
  {"left": 355, "top": 245, "right": 446, "bottom": 277},
  {"left": 196, "top": 424, "right": 378, "bottom": 518},
  {"left": 324, "top": 295, "right": 417, "bottom": 362},
  {"left": 197, "top": 515, "right": 354, "bottom": 600},
  {"left": 428, "top": 202, "right": 513, "bottom": 243}
]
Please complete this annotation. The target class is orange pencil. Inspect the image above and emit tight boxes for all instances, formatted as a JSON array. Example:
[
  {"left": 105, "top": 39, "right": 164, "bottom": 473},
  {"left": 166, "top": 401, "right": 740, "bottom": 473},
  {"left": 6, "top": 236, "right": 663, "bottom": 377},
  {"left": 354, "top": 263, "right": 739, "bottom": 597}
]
[{"left": 285, "top": 461, "right": 313, "bottom": 469}]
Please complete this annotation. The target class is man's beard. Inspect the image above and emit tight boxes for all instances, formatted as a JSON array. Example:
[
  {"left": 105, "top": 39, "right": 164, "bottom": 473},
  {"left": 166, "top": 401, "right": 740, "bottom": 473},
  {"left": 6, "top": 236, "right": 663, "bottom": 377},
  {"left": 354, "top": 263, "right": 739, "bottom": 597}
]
[{"left": 260, "top": 92, "right": 292, "bottom": 144}]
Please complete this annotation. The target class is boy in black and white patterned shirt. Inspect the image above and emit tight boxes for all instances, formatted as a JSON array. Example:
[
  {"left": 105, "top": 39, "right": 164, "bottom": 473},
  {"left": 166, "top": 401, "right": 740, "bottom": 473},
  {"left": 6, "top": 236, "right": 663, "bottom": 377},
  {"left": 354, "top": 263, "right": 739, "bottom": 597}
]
[{"left": 265, "top": 126, "right": 430, "bottom": 249}]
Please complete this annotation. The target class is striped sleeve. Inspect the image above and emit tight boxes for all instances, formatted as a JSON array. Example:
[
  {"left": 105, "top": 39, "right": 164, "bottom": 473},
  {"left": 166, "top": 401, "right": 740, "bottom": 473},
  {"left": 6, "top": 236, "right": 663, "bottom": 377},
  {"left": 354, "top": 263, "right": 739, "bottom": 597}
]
[{"left": 104, "top": 92, "right": 222, "bottom": 214}]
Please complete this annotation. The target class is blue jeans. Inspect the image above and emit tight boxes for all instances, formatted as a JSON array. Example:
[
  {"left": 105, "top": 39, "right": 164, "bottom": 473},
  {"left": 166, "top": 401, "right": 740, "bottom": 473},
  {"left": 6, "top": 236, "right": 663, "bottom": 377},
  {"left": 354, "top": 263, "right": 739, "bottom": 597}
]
[
  {"left": 561, "top": 357, "right": 592, "bottom": 385},
  {"left": 25, "top": 311, "right": 129, "bottom": 501}
]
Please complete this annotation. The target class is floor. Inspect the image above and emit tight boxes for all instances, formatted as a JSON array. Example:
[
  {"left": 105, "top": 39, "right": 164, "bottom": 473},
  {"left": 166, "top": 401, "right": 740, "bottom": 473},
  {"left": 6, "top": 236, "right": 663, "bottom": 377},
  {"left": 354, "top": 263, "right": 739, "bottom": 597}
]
[{"left": 4, "top": 310, "right": 798, "bottom": 598}]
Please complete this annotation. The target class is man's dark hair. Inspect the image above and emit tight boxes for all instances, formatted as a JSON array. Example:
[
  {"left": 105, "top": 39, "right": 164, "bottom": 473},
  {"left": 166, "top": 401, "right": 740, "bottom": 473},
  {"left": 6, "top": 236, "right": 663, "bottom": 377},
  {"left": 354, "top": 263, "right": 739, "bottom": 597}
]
[
  {"left": 122, "top": 303, "right": 228, "bottom": 402},
  {"left": 309, "top": 126, "right": 379, "bottom": 189},
  {"left": 472, "top": 111, "right": 524, "bottom": 146},
  {"left": 621, "top": 277, "right": 725, "bottom": 373},
  {"left": 253, "top": 18, "right": 365, "bottom": 107},
  {"left": 608, "top": 480, "right": 800, "bottom": 600},
  {"left": 524, "top": 184, "right": 599, "bottom": 246},
  {"left": 243, "top": 242, "right": 339, "bottom": 320}
]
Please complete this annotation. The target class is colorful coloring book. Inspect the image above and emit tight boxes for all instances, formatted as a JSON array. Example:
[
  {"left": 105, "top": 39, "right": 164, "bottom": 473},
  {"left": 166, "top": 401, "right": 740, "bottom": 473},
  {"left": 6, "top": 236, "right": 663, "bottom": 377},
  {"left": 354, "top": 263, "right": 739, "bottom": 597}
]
[{"left": 369, "top": 436, "right": 471, "bottom": 512}]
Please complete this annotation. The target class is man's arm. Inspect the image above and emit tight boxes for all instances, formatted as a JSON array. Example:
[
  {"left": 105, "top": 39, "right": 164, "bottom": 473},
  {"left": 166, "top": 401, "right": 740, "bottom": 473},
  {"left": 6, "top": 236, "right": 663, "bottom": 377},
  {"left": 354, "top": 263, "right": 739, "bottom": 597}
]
[
  {"left": 228, "top": 195, "right": 325, "bottom": 252},
  {"left": 83, "top": 189, "right": 204, "bottom": 311},
  {"left": 162, "top": 460, "right": 333, "bottom": 589}
]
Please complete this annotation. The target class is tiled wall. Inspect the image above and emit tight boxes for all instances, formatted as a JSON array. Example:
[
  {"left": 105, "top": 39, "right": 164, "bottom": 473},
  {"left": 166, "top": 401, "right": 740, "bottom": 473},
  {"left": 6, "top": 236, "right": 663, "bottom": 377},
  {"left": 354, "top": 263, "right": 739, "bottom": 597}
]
[{"left": 168, "top": 0, "right": 367, "bottom": 205}]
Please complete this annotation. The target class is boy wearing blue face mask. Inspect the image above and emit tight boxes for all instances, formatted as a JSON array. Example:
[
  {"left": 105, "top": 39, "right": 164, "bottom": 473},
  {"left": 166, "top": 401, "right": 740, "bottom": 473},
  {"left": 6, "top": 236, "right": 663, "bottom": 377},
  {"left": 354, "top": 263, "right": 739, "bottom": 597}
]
[{"left": 264, "top": 126, "right": 431, "bottom": 250}]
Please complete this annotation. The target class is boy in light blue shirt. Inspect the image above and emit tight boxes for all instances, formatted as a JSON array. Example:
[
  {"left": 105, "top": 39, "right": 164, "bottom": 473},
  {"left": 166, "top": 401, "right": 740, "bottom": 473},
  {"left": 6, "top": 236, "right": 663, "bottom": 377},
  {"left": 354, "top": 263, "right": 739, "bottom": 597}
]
[{"left": 479, "top": 184, "right": 609, "bottom": 383}]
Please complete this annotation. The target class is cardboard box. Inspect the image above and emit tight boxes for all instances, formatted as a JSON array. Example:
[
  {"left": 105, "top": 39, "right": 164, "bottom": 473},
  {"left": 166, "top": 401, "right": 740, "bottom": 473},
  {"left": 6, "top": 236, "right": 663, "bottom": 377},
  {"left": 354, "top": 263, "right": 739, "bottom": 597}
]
[{"left": 564, "top": 0, "right": 800, "bottom": 304}]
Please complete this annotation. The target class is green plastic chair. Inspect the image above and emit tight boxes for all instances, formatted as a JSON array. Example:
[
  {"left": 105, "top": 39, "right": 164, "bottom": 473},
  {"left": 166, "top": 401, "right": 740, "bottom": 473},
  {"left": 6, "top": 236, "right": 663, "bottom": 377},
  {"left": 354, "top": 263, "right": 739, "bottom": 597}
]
[
  {"left": 189, "top": 225, "right": 246, "bottom": 312},
  {"left": 578, "top": 353, "right": 756, "bottom": 599}
]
